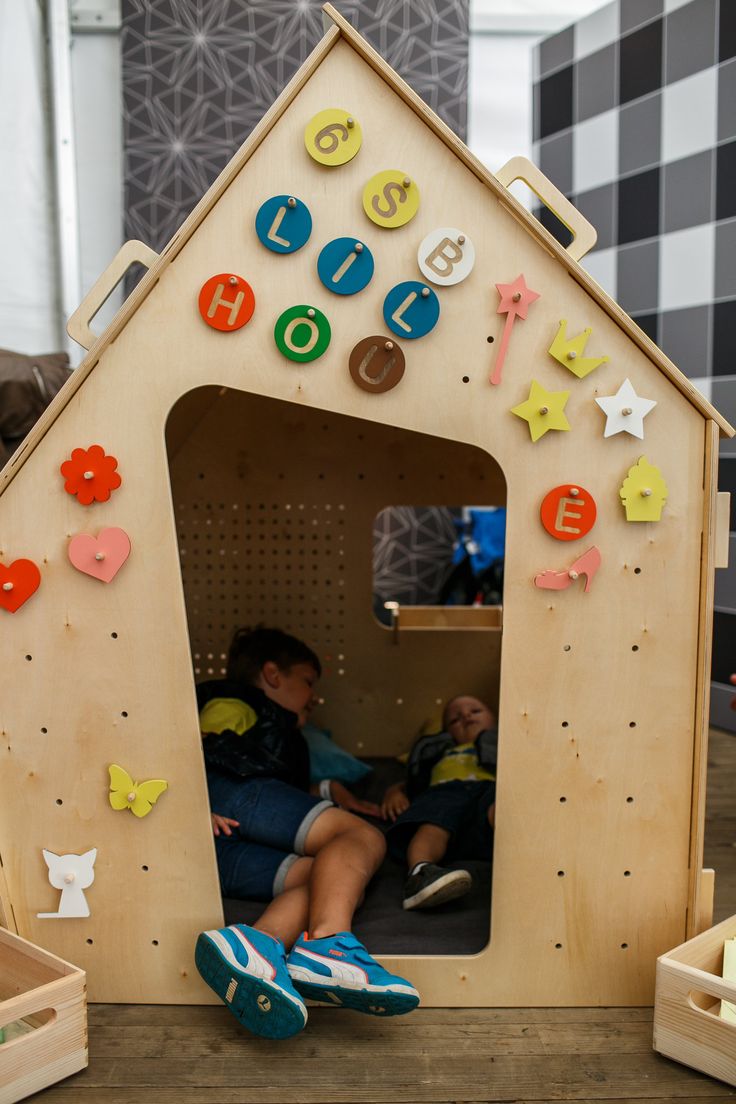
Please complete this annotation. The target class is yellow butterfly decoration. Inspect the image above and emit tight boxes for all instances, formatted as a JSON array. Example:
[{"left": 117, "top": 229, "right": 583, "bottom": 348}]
[{"left": 108, "top": 764, "right": 168, "bottom": 818}]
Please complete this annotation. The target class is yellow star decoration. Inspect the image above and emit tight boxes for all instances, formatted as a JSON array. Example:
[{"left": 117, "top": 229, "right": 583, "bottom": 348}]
[{"left": 511, "top": 380, "right": 571, "bottom": 442}]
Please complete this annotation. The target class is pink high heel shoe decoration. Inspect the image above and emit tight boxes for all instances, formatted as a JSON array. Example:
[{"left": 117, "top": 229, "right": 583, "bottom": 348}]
[{"left": 534, "top": 546, "right": 601, "bottom": 593}]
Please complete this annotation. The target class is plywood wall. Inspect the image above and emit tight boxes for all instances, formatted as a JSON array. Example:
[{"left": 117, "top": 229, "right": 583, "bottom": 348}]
[{"left": 0, "top": 33, "right": 712, "bottom": 1005}]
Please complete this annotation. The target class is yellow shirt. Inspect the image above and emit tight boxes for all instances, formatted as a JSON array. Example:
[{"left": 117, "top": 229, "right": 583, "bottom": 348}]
[
  {"left": 429, "top": 742, "right": 495, "bottom": 787},
  {"left": 199, "top": 698, "right": 258, "bottom": 736}
]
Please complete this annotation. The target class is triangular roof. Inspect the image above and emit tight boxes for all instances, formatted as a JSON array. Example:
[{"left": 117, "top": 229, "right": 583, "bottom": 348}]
[{"left": 1, "top": 0, "right": 730, "bottom": 504}]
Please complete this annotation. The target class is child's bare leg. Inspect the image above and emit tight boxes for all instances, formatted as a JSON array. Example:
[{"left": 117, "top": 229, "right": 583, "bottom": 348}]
[
  {"left": 303, "top": 807, "right": 386, "bottom": 938},
  {"left": 402, "top": 824, "right": 472, "bottom": 911},
  {"left": 254, "top": 885, "right": 309, "bottom": 949},
  {"left": 253, "top": 857, "right": 313, "bottom": 949},
  {"left": 406, "top": 823, "right": 451, "bottom": 869}
]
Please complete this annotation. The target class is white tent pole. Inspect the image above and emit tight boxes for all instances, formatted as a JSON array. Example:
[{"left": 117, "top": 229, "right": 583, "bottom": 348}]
[{"left": 47, "top": 0, "right": 81, "bottom": 361}]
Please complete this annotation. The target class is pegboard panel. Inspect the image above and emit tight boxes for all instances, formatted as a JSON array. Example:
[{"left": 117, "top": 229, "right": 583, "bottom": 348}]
[
  {"left": 168, "top": 386, "right": 505, "bottom": 753},
  {"left": 176, "top": 500, "right": 351, "bottom": 678}
]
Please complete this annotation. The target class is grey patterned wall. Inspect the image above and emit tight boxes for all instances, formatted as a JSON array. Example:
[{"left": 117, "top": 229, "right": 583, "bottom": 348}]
[
  {"left": 373, "top": 506, "right": 457, "bottom": 611},
  {"left": 533, "top": 0, "right": 736, "bottom": 731},
  {"left": 122, "top": 0, "right": 469, "bottom": 253}
]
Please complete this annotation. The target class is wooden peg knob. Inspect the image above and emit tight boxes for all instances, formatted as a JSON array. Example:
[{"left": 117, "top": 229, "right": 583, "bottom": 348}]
[
  {"left": 458, "top": 234, "right": 465, "bottom": 244},
  {"left": 83, "top": 471, "right": 95, "bottom": 480},
  {"left": 621, "top": 406, "right": 632, "bottom": 416},
  {"left": 384, "top": 341, "right": 394, "bottom": 351},
  {"left": 228, "top": 276, "right": 238, "bottom": 286},
  {"left": 567, "top": 350, "right": 577, "bottom": 360},
  {"left": 95, "top": 552, "right": 105, "bottom": 562},
  {"left": 127, "top": 791, "right": 137, "bottom": 803},
  {"left": 63, "top": 872, "right": 76, "bottom": 884},
  {"left": 421, "top": 287, "right": 430, "bottom": 298},
  {"left": 307, "top": 308, "right": 316, "bottom": 319},
  {"left": 641, "top": 488, "right": 652, "bottom": 497},
  {"left": 402, "top": 177, "right": 411, "bottom": 188},
  {"left": 539, "top": 406, "right": 549, "bottom": 415},
  {"left": 568, "top": 570, "right": 579, "bottom": 580},
  {"left": 287, "top": 197, "right": 297, "bottom": 208},
  {"left": 512, "top": 291, "right": 522, "bottom": 302},
  {"left": 2, "top": 582, "right": 13, "bottom": 592},
  {"left": 569, "top": 488, "right": 579, "bottom": 497},
  {"left": 346, "top": 117, "right": 354, "bottom": 128},
  {"left": 354, "top": 242, "right": 363, "bottom": 253}
]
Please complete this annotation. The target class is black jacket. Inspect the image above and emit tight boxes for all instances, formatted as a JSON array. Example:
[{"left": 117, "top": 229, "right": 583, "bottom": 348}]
[
  {"left": 406, "top": 728, "right": 498, "bottom": 800},
  {"left": 196, "top": 679, "right": 311, "bottom": 792}
]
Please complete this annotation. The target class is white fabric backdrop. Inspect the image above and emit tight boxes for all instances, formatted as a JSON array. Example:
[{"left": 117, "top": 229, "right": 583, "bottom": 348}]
[{"left": 0, "top": 2, "right": 60, "bottom": 354}]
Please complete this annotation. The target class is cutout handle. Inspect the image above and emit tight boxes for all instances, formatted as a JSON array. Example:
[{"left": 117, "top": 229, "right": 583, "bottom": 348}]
[
  {"left": 0, "top": 992, "right": 59, "bottom": 1032},
  {"left": 688, "top": 985, "right": 736, "bottom": 1023},
  {"left": 67, "top": 239, "right": 159, "bottom": 351},
  {"left": 495, "top": 156, "right": 597, "bottom": 262}
]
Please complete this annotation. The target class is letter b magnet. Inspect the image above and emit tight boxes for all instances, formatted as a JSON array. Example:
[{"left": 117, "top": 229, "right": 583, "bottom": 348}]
[{"left": 418, "top": 228, "right": 475, "bottom": 286}]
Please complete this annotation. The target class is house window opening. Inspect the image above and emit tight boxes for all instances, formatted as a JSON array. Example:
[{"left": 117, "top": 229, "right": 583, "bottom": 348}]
[{"left": 166, "top": 386, "right": 506, "bottom": 958}]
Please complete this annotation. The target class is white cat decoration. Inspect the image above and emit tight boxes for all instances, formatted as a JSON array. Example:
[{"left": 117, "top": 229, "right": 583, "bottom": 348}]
[{"left": 37, "top": 847, "right": 97, "bottom": 918}]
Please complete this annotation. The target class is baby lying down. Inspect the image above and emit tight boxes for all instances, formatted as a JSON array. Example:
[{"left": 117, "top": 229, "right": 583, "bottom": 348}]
[{"left": 381, "top": 695, "right": 497, "bottom": 910}]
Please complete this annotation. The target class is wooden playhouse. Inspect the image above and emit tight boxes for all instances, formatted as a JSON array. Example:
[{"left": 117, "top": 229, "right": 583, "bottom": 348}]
[{"left": 0, "top": 5, "right": 731, "bottom": 1009}]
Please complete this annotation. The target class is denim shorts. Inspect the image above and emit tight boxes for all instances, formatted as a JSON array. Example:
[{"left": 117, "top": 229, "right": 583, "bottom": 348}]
[
  {"left": 386, "top": 779, "right": 495, "bottom": 862},
  {"left": 206, "top": 773, "right": 333, "bottom": 901}
]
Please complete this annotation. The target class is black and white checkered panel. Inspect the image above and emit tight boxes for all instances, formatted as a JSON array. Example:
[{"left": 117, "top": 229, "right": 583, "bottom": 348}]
[{"left": 533, "top": 0, "right": 736, "bottom": 728}]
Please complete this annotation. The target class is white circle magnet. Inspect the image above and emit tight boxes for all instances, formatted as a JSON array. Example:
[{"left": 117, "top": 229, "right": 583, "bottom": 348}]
[{"left": 417, "top": 227, "right": 475, "bottom": 286}]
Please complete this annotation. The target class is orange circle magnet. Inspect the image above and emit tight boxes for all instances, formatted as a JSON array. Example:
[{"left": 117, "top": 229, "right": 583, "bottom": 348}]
[
  {"left": 198, "top": 273, "right": 255, "bottom": 332},
  {"left": 540, "top": 484, "right": 597, "bottom": 541}
]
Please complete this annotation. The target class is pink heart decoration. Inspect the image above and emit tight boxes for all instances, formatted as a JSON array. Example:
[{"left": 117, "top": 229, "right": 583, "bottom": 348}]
[{"left": 68, "top": 527, "right": 131, "bottom": 583}]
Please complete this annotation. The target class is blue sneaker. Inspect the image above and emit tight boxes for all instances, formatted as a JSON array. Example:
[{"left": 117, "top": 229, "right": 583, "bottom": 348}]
[
  {"left": 286, "top": 931, "right": 420, "bottom": 1016},
  {"left": 195, "top": 924, "right": 307, "bottom": 1039}
]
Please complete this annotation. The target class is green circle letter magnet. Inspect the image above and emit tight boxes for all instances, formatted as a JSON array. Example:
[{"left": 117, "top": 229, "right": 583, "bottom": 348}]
[{"left": 274, "top": 305, "right": 331, "bottom": 362}]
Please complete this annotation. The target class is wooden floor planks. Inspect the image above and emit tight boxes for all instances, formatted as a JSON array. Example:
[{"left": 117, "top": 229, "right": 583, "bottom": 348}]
[{"left": 25, "top": 727, "right": 736, "bottom": 1103}]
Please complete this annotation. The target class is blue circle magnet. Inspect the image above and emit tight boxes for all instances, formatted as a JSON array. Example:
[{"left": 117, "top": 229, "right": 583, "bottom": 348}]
[
  {"left": 255, "top": 195, "right": 312, "bottom": 254},
  {"left": 317, "top": 237, "right": 374, "bottom": 296},
  {"left": 383, "top": 281, "right": 439, "bottom": 339}
]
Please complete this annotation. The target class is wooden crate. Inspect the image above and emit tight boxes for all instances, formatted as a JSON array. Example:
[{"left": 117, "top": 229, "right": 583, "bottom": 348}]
[
  {"left": 654, "top": 912, "right": 736, "bottom": 1087},
  {"left": 0, "top": 926, "right": 87, "bottom": 1104}
]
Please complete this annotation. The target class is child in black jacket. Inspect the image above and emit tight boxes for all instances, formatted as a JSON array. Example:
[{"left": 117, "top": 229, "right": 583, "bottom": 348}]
[{"left": 194, "top": 627, "right": 419, "bottom": 1041}]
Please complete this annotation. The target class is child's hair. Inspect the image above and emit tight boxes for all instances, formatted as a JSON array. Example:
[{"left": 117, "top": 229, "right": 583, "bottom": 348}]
[{"left": 227, "top": 626, "right": 321, "bottom": 684}]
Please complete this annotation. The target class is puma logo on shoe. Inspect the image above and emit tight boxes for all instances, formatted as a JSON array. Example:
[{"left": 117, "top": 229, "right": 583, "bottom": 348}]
[{"left": 257, "top": 994, "right": 272, "bottom": 1012}]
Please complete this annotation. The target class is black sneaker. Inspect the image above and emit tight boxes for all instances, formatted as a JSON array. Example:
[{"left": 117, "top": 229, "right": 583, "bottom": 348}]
[{"left": 402, "top": 864, "right": 473, "bottom": 911}]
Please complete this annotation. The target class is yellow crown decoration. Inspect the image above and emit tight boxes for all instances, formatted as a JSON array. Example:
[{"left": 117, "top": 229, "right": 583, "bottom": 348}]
[
  {"left": 548, "top": 319, "right": 609, "bottom": 379},
  {"left": 619, "top": 456, "right": 668, "bottom": 522}
]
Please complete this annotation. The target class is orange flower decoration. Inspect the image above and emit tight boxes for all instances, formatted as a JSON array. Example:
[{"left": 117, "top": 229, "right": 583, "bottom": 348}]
[{"left": 60, "top": 445, "right": 122, "bottom": 505}]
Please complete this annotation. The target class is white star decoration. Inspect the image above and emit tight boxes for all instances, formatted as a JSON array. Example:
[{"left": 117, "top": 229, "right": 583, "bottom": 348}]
[{"left": 595, "top": 378, "right": 656, "bottom": 439}]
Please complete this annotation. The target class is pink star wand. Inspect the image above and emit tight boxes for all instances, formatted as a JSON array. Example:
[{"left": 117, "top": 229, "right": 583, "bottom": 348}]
[{"left": 490, "top": 274, "right": 540, "bottom": 386}]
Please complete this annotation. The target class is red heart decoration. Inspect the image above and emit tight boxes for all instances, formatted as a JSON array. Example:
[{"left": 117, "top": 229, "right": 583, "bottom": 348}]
[{"left": 0, "top": 559, "right": 42, "bottom": 613}]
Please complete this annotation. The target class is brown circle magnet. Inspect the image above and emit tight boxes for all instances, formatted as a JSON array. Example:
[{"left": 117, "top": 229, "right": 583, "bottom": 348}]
[{"left": 349, "top": 336, "right": 405, "bottom": 393}]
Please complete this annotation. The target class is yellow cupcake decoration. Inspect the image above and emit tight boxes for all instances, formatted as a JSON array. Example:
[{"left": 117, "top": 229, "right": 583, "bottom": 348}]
[{"left": 619, "top": 456, "right": 668, "bottom": 521}]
